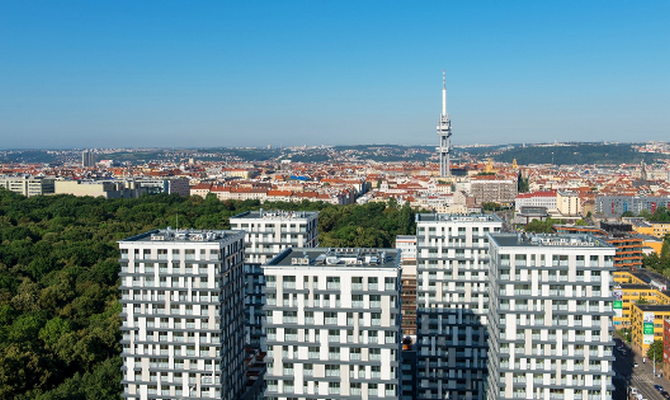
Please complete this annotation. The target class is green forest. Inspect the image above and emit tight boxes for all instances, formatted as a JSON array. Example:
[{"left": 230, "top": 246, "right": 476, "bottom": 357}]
[
  {"left": 0, "top": 189, "right": 416, "bottom": 399},
  {"left": 492, "top": 143, "right": 667, "bottom": 166}
]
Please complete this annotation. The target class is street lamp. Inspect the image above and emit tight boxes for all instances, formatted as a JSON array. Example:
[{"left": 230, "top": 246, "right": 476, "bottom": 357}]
[{"left": 654, "top": 346, "right": 657, "bottom": 377}]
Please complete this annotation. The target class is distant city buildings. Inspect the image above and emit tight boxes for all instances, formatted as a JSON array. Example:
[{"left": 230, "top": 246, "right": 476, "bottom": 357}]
[
  {"left": 82, "top": 150, "right": 95, "bottom": 168},
  {"left": 515, "top": 191, "right": 557, "bottom": 213},
  {"left": 595, "top": 195, "right": 670, "bottom": 217},
  {"left": 262, "top": 247, "right": 402, "bottom": 400},
  {"left": 0, "top": 175, "right": 54, "bottom": 197},
  {"left": 118, "top": 229, "right": 247, "bottom": 400},
  {"left": 470, "top": 176, "right": 518, "bottom": 206}
]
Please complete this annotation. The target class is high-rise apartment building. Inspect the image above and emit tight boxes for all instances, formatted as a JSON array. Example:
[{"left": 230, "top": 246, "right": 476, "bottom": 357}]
[
  {"left": 82, "top": 150, "right": 95, "bottom": 167},
  {"left": 415, "top": 213, "right": 503, "bottom": 400},
  {"left": 486, "top": 233, "right": 615, "bottom": 400},
  {"left": 263, "top": 247, "right": 402, "bottom": 400},
  {"left": 118, "top": 229, "right": 246, "bottom": 400},
  {"left": 230, "top": 210, "right": 319, "bottom": 349}
]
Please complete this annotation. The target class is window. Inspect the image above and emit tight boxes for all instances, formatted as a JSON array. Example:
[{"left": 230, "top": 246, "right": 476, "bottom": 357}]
[
  {"left": 328, "top": 382, "right": 340, "bottom": 394},
  {"left": 283, "top": 276, "right": 296, "bottom": 289},
  {"left": 326, "top": 277, "right": 340, "bottom": 290},
  {"left": 352, "top": 277, "right": 363, "bottom": 290},
  {"left": 385, "top": 277, "right": 396, "bottom": 290},
  {"left": 325, "top": 364, "right": 340, "bottom": 377}
]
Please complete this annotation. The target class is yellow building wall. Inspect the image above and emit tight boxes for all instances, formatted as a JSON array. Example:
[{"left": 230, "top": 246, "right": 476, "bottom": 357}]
[
  {"left": 613, "top": 285, "right": 670, "bottom": 327},
  {"left": 652, "top": 222, "right": 670, "bottom": 239},
  {"left": 631, "top": 305, "right": 670, "bottom": 354},
  {"left": 646, "top": 241, "right": 664, "bottom": 255},
  {"left": 633, "top": 225, "right": 654, "bottom": 236}
]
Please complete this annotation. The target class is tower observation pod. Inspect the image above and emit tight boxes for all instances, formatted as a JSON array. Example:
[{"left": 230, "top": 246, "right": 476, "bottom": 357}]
[{"left": 436, "top": 70, "right": 452, "bottom": 178}]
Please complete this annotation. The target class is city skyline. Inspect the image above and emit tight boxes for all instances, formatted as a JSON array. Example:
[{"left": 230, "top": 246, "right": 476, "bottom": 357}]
[{"left": 1, "top": 1, "right": 668, "bottom": 149}]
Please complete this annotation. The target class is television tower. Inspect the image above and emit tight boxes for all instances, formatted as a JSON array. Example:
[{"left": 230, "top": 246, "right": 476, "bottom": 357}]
[{"left": 436, "top": 70, "right": 452, "bottom": 177}]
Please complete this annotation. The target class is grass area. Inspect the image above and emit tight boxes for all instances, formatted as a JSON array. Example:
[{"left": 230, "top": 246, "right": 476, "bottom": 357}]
[{"left": 616, "top": 328, "right": 631, "bottom": 345}]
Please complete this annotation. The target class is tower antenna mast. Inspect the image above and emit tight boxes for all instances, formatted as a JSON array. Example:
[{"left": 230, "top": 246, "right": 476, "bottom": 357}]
[{"left": 436, "top": 70, "right": 452, "bottom": 178}]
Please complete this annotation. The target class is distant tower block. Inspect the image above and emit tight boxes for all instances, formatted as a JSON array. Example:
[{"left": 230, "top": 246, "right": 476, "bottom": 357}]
[
  {"left": 82, "top": 150, "right": 95, "bottom": 168},
  {"left": 436, "top": 70, "right": 453, "bottom": 177}
]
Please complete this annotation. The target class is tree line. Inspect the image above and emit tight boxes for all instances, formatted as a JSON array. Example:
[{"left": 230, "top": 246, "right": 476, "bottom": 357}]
[{"left": 0, "top": 189, "right": 417, "bottom": 399}]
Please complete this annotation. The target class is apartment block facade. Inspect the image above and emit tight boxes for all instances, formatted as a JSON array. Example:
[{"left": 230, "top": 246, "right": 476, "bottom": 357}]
[
  {"left": 118, "top": 229, "right": 246, "bottom": 400},
  {"left": 415, "top": 213, "right": 503, "bottom": 400},
  {"left": 595, "top": 195, "right": 670, "bottom": 217},
  {"left": 263, "top": 247, "right": 402, "bottom": 400},
  {"left": 486, "top": 233, "right": 616, "bottom": 400},
  {"left": 230, "top": 210, "right": 319, "bottom": 350}
]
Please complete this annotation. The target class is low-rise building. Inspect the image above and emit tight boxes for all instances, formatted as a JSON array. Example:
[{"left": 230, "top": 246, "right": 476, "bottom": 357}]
[
  {"left": 0, "top": 175, "right": 55, "bottom": 197},
  {"left": 557, "top": 190, "right": 581, "bottom": 217},
  {"left": 631, "top": 304, "right": 670, "bottom": 355},
  {"left": 514, "top": 190, "right": 557, "bottom": 213}
]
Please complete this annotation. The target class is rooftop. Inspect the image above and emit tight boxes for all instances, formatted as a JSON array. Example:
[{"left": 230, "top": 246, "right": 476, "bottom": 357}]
[
  {"left": 265, "top": 247, "right": 399, "bottom": 269},
  {"left": 634, "top": 304, "right": 670, "bottom": 313},
  {"left": 119, "top": 229, "right": 243, "bottom": 243},
  {"left": 230, "top": 210, "right": 318, "bottom": 220},
  {"left": 616, "top": 283, "right": 656, "bottom": 290},
  {"left": 490, "top": 233, "right": 612, "bottom": 248},
  {"left": 416, "top": 213, "right": 502, "bottom": 223}
]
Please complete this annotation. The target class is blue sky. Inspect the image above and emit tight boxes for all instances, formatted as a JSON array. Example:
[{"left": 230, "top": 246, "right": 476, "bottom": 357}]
[{"left": 0, "top": 1, "right": 668, "bottom": 149}]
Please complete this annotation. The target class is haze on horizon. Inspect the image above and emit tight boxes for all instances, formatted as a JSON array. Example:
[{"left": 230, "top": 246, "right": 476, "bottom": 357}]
[{"left": 0, "top": 1, "right": 668, "bottom": 150}]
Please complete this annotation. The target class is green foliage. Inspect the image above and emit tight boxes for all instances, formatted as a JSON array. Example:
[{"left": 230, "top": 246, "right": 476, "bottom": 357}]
[
  {"left": 639, "top": 209, "right": 652, "bottom": 219},
  {"left": 482, "top": 202, "right": 502, "bottom": 212},
  {"left": 492, "top": 143, "right": 667, "bottom": 166},
  {"left": 317, "top": 201, "right": 416, "bottom": 248},
  {"left": 647, "top": 339, "right": 663, "bottom": 363},
  {"left": 643, "top": 234, "right": 670, "bottom": 278},
  {"left": 621, "top": 211, "right": 635, "bottom": 217},
  {"left": 523, "top": 218, "right": 559, "bottom": 233},
  {"left": 650, "top": 206, "right": 670, "bottom": 222},
  {"left": 518, "top": 176, "right": 529, "bottom": 193}
]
